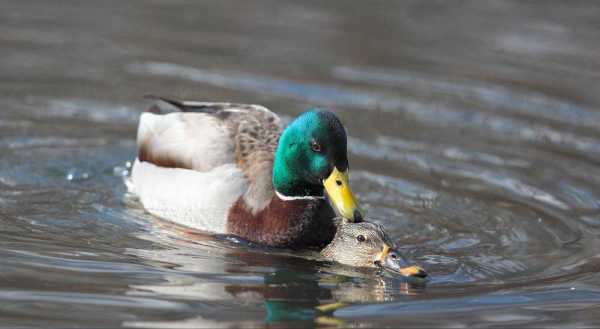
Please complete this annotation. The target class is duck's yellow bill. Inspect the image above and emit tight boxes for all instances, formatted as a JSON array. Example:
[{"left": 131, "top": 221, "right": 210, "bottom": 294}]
[{"left": 323, "top": 167, "right": 364, "bottom": 222}]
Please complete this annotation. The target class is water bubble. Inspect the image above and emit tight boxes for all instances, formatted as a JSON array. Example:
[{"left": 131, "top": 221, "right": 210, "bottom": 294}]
[
  {"left": 66, "top": 168, "right": 91, "bottom": 182},
  {"left": 113, "top": 161, "right": 133, "bottom": 177},
  {"left": 113, "top": 166, "right": 129, "bottom": 177}
]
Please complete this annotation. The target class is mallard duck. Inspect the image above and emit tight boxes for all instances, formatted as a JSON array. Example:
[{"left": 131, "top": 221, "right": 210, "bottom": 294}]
[
  {"left": 128, "top": 97, "right": 363, "bottom": 249},
  {"left": 321, "top": 221, "right": 427, "bottom": 278}
]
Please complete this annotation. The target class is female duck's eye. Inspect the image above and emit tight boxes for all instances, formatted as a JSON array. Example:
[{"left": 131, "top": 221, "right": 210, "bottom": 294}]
[
  {"left": 310, "top": 139, "right": 322, "bottom": 152},
  {"left": 356, "top": 235, "right": 366, "bottom": 242}
]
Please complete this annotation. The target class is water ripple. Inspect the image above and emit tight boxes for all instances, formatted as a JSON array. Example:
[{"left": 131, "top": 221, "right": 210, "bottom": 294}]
[
  {"left": 0, "top": 290, "right": 188, "bottom": 310},
  {"left": 130, "top": 61, "right": 600, "bottom": 162},
  {"left": 333, "top": 66, "right": 599, "bottom": 130}
]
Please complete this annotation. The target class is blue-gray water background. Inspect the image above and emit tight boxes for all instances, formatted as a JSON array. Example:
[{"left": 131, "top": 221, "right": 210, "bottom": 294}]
[{"left": 2, "top": 1, "right": 600, "bottom": 327}]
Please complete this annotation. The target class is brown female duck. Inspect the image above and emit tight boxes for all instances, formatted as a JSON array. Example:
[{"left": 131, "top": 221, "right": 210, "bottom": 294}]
[{"left": 321, "top": 221, "right": 427, "bottom": 278}]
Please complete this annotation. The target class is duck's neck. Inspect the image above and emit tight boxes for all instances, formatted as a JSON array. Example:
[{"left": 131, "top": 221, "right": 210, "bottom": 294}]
[{"left": 272, "top": 159, "right": 323, "bottom": 198}]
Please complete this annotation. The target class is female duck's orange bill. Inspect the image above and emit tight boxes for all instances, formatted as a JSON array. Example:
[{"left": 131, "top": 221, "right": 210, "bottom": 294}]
[{"left": 376, "top": 244, "right": 428, "bottom": 278}]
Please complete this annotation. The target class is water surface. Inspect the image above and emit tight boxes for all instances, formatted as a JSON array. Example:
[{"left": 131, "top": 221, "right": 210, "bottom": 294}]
[{"left": 2, "top": 1, "right": 600, "bottom": 327}]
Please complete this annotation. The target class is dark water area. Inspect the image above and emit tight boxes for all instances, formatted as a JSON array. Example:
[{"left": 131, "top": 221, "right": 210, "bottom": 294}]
[{"left": 2, "top": 1, "right": 600, "bottom": 327}]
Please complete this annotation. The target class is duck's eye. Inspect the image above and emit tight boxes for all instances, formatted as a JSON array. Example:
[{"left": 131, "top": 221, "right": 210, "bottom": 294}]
[
  {"left": 310, "top": 139, "right": 322, "bottom": 153},
  {"left": 356, "top": 235, "right": 366, "bottom": 243}
]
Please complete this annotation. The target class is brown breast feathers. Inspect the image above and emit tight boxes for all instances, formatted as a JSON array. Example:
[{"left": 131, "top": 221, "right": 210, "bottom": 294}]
[{"left": 226, "top": 196, "right": 336, "bottom": 249}]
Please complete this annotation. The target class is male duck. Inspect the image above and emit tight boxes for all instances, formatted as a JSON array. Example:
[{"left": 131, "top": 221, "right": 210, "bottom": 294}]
[{"left": 128, "top": 98, "right": 363, "bottom": 249}]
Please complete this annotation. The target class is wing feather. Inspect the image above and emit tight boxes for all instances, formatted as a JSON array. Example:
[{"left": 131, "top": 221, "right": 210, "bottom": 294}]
[
  {"left": 135, "top": 97, "right": 284, "bottom": 212},
  {"left": 136, "top": 97, "right": 283, "bottom": 174}
]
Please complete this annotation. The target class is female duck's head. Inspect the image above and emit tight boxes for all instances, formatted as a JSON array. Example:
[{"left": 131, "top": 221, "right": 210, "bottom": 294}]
[
  {"left": 321, "top": 221, "right": 427, "bottom": 278},
  {"left": 273, "top": 110, "right": 363, "bottom": 222}
]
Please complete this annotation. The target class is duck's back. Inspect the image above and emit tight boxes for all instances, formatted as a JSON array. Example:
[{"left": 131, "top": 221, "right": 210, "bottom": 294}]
[
  {"left": 136, "top": 102, "right": 281, "bottom": 172},
  {"left": 129, "top": 101, "right": 284, "bottom": 235}
]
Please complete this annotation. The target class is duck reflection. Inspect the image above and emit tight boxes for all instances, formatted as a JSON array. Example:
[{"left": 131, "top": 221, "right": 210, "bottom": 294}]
[
  {"left": 223, "top": 247, "right": 426, "bottom": 326},
  {"left": 128, "top": 222, "right": 425, "bottom": 327}
]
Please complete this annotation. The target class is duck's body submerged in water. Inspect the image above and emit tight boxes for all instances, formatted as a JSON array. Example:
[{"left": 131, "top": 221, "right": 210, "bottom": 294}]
[{"left": 128, "top": 98, "right": 363, "bottom": 249}]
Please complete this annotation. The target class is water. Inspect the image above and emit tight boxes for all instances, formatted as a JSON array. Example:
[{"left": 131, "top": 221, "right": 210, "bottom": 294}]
[{"left": 2, "top": 1, "right": 600, "bottom": 327}]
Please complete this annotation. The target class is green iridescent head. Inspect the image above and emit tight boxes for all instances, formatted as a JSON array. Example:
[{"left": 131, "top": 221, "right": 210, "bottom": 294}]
[{"left": 272, "top": 109, "right": 363, "bottom": 222}]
